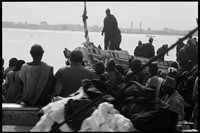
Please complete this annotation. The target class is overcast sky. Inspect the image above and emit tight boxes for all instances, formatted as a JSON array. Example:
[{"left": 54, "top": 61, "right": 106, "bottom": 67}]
[{"left": 2, "top": 2, "right": 198, "bottom": 30}]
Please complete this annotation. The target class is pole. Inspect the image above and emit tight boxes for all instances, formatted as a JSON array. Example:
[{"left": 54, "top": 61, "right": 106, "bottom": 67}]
[{"left": 82, "top": 1, "right": 90, "bottom": 45}]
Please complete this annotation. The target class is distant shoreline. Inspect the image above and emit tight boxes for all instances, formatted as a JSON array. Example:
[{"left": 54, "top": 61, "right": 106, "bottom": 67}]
[
  {"left": 2, "top": 27, "right": 198, "bottom": 37},
  {"left": 2, "top": 21, "right": 198, "bottom": 37}
]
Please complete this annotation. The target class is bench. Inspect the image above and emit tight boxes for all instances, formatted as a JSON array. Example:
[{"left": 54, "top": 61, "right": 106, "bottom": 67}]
[{"left": 2, "top": 103, "right": 42, "bottom": 126}]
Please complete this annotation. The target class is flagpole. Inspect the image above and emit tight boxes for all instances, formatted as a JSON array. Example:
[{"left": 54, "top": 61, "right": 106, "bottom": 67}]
[{"left": 82, "top": 1, "right": 90, "bottom": 46}]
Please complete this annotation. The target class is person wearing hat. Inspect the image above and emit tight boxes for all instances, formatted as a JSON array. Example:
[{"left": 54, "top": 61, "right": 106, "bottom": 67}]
[
  {"left": 102, "top": 8, "right": 119, "bottom": 50},
  {"left": 161, "top": 76, "right": 185, "bottom": 121},
  {"left": 52, "top": 49, "right": 98, "bottom": 98},
  {"left": 19, "top": 44, "right": 54, "bottom": 105}
]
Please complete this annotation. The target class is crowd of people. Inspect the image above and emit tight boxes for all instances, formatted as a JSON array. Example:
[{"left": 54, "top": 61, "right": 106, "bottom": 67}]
[
  {"left": 2, "top": 33, "right": 198, "bottom": 131},
  {"left": 134, "top": 35, "right": 198, "bottom": 63}
]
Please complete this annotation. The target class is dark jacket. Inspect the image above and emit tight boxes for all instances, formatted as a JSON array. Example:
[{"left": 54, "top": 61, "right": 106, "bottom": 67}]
[
  {"left": 102, "top": 14, "right": 118, "bottom": 37},
  {"left": 140, "top": 43, "right": 155, "bottom": 58}
]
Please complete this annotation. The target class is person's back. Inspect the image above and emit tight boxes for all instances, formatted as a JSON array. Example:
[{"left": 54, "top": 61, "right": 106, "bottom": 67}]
[
  {"left": 4, "top": 57, "right": 18, "bottom": 79},
  {"left": 157, "top": 44, "right": 168, "bottom": 61},
  {"left": 4, "top": 60, "right": 25, "bottom": 103},
  {"left": 177, "top": 44, "right": 190, "bottom": 70},
  {"left": 115, "top": 28, "right": 122, "bottom": 50},
  {"left": 102, "top": 8, "right": 118, "bottom": 50},
  {"left": 176, "top": 41, "right": 185, "bottom": 57},
  {"left": 53, "top": 49, "right": 98, "bottom": 97},
  {"left": 140, "top": 38, "right": 155, "bottom": 58},
  {"left": 56, "top": 63, "right": 98, "bottom": 97},
  {"left": 19, "top": 44, "right": 54, "bottom": 105},
  {"left": 134, "top": 41, "right": 142, "bottom": 57},
  {"left": 103, "top": 12, "right": 118, "bottom": 37},
  {"left": 186, "top": 38, "right": 198, "bottom": 64}
]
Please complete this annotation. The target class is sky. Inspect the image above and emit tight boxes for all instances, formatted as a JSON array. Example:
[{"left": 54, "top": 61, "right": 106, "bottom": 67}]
[{"left": 2, "top": 2, "right": 198, "bottom": 30}]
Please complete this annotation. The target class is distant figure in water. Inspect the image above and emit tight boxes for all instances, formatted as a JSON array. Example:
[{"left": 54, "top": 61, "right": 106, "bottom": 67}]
[
  {"left": 19, "top": 44, "right": 54, "bottom": 106},
  {"left": 139, "top": 38, "right": 155, "bottom": 58},
  {"left": 157, "top": 44, "right": 168, "bottom": 61},
  {"left": 134, "top": 40, "right": 143, "bottom": 56},
  {"left": 102, "top": 8, "right": 119, "bottom": 50}
]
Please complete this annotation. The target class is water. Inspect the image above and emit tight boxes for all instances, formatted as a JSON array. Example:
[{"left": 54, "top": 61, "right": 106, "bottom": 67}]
[{"left": 3, "top": 28, "right": 184, "bottom": 73}]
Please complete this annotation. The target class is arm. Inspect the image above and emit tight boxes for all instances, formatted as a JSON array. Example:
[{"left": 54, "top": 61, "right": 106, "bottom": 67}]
[
  {"left": 102, "top": 19, "right": 106, "bottom": 36},
  {"left": 49, "top": 70, "right": 62, "bottom": 100},
  {"left": 2, "top": 76, "right": 9, "bottom": 95}
]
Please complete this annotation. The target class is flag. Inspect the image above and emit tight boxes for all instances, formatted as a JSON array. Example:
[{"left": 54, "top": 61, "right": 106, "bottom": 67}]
[{"left": 82, "top": 2, "right": 90, "bottom": 45}]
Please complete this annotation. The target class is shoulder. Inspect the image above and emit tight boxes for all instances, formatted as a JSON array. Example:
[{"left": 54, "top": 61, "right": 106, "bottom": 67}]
[
  {"left": 110, "top": 14, "right": 115, "bottom": 17},
  {"left": 41, "top": 62, "right": 53, "bottom": 68},
  {"left": 57, "top": 66, "right": 69, "bottom": 72},
  {"left": 7, "top": 70, "right": 14, "bottom": 75},
  {"left": 20, "top": 63, "right": 29, "bottom": 70}
]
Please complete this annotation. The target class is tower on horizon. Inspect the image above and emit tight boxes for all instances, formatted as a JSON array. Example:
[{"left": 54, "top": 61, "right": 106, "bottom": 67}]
[
  {"left": 131, "top": 21, "right": 133, "bottom": 29},
  {"left": 139, "top": 21, "right": 142, "bottom": 31}
]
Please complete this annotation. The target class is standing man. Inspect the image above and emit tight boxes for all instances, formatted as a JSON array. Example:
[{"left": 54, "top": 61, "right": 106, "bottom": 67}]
[{"left": 102, "top": 8, "right": 119, "bottom": 50}]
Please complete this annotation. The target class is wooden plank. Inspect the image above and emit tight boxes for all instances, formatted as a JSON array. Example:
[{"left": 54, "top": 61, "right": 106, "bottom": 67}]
[
  {"left": 3, "top": 125, "right": 33, "bottom": 132},
  {"left": 2, "top": 103, "right": 41, "bottom": 126},
  {"left": 2, "top": 103, "right": 41, "bottom": 111}
]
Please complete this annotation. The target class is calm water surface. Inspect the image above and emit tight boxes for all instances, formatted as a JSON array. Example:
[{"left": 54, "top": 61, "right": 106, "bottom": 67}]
[{"left": 3, "top": 28, "right": 185, "bottom": 73}]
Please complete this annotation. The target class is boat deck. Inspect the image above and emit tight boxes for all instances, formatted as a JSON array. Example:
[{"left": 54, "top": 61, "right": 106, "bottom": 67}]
[
  {"left": 2, "top": 125, "right": 33, "bottom": 132},
  {"left": 2, "top": 103, "right": 42, "bottom": 127}
]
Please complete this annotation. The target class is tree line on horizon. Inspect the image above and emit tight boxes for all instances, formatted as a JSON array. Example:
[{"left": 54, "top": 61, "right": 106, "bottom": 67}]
[{"left": 2, "top": 21, "right": 198, "bottom": 36}]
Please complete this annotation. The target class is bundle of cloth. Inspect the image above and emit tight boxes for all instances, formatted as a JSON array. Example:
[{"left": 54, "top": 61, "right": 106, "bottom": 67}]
[{"left": 31, "top": 79, "right": 135, "bottom": 132}]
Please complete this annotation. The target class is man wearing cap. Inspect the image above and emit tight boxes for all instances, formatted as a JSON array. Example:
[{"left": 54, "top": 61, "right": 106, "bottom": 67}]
[
  {"left": 102, "top": 8, "right": 119, "bottom": 50},
  {"left": 52, "top": 49, "right": 98, "bottom": 98},
  {"left": 161, "top": 76, "right": 185, "bottom": 121},
  {"left": 19, "top": 44, "right": 54, "bottom": 105}
]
